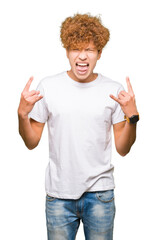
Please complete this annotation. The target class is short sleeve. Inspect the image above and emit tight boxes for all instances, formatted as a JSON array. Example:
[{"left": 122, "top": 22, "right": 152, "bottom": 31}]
[
  {"left": 111, "top": 85, "right": 126, "bottom": 125},
  {"left": 28, "top": 82, "right": 48, "bottom": 123}
]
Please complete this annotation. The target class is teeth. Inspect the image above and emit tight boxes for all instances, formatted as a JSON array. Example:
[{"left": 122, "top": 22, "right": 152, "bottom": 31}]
[
  {"left": 79, "top": 63, "right": 87, "bottom": 66},
  {"left": 76, "top": 63, "right": 89, "bottom": 66}
]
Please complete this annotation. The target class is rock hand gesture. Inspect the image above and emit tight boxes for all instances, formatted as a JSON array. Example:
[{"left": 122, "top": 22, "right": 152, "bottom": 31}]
[
  {"left": 18, "top": 77, "right": 43, "bottom": 119},
  {"left": 110, "top": 77, "right": 138, "bottom": 118},
  {"left": 18, "top": 77, "right": 44, "bottom": 150}
]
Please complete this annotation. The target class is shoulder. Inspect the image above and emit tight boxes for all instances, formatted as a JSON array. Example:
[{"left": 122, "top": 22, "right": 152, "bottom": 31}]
[
  {"left": 99, "top": 74, "right": 124, "bottom": 92},
  {"left": 39, "top": 72, "right": 66, "bottom": 88}
]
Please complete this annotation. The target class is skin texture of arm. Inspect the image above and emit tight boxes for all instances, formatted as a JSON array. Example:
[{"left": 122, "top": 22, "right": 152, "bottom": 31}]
[
  {"left": 113, "top": 121, "right": 136, "bottom": 156},
  {"left": 110, "top": 77, "right": 138, "bottom": 156},
  {"left": 18, "top": 77, "right": 44, "bottom": 149},
  {"left": 18, "top": 116, "right": 45, "bottom": 150}
]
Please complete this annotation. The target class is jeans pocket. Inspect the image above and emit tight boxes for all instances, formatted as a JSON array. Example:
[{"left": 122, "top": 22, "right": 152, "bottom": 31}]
[
  {"left": 96, "top": 190, "right": 114, "bottom": 203},
  {"left": 46, "top": 194, "right": 56, "bottom": 202}
]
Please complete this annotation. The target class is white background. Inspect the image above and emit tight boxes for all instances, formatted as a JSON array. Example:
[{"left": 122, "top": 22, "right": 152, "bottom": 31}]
[{"left": 0, "top": 0, "right": 156, "bottom": 239}]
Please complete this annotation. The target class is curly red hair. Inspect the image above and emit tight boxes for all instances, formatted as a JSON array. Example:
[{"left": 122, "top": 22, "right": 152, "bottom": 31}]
[{"left": 60, "top": 13, "right": 110, "bottom": 52}]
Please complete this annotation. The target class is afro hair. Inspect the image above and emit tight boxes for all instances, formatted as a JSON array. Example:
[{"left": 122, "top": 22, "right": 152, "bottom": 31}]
[{"left": 60, "top": 13, "right": 110, "bottom": 52}]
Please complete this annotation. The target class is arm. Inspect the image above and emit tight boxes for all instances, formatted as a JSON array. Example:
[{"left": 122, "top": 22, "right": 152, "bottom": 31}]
[
  {"left": 110, "top": 77, "right": 138, "bottom": 156},
  {"left": 18, "top": 116, "right": 45, "bottom": 150},
  {"left": 113, "top": 121, "right": 136, "bottom": 156},
  {"left": 18, "top": 77, "right": 45, "bottom": 150}
]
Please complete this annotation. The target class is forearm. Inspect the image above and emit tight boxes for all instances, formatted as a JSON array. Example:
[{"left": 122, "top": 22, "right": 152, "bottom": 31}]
[
  {"left": 115, "top": 121, "right": 137, "bottom": 156},
  {"left": 18, "top": 113, "right": 40, "bottom": 150}
]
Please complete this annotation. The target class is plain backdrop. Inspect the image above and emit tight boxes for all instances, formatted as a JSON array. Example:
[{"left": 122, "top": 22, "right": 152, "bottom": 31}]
[{"left": 0, "top": 0, "right": 157, "bottom": 239}]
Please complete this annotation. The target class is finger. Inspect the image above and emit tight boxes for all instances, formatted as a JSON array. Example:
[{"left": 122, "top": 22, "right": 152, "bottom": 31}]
[
  {"left": 28, "top": 90, "right": 40, "bottom": 97},
  {"left": 27, "top": 94, "right": 43, "bottom": 104},
  {"left": 22, "top": 90, "right": 40, "bottom": 99},
  {"left": 119, "top": 91, "right": 128, "bottom": 97},
  {"left": 35, "top": 95, "right": 43, "bottom": 103},
  {"left": 126, "top": 77, "right": 134, "bottom": 95},
  {"left": 118, "top": 93, "right": 125, "bottom": 100},
  {"left": 110, "top": 94, "right": 121, "bottom": 104},
  {"left": 23, "top": 76, "right": 34, "bottom": 92}
]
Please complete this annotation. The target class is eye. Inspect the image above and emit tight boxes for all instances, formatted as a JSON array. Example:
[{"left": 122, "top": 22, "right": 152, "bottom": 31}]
[{"left": 86, "top": 48, "right": 94, "bottom": 52}]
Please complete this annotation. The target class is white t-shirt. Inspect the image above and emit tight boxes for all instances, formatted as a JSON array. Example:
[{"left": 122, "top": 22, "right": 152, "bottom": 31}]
[{"left": 29, "top": 71, "right": 125, "bottom": 199}]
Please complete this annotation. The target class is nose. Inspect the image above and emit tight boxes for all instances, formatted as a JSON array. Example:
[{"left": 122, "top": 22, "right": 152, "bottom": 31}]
[{"left": 78, "top": 50, "right": 87, "bottom": 60}]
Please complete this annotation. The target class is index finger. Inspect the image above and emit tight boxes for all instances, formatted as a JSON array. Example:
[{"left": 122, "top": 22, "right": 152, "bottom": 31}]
[
  {"left": 126, "top": 77, "right": 134, "bottom": 95},
  {"left": 23, "top": 76, "right": 34, "bottom": 92}
]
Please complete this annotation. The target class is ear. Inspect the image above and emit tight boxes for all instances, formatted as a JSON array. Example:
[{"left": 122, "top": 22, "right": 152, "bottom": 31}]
[{"left": 97, "top": 50, "right": 102, "bottom": 60}]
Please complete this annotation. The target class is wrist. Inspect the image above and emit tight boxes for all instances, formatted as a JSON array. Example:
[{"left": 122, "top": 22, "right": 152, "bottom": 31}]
[
  {"left": 18, "top": 109, "right": 29, "bottom": 120},
  {"left": 124, "top": 113, "right": 139, "bottom": 124},
  {"left": 126, "top": 110, "right": 139, "bottom": 118}
]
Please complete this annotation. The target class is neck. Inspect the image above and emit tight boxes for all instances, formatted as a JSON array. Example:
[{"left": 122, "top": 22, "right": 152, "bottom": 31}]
[{"left": 67, "top": 70, "right": 98, "bottom": 83}]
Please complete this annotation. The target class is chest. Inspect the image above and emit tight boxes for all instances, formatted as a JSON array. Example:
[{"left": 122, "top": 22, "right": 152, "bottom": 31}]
[{"left": 46, "top": 86, "right": 115, "bottom": 124}]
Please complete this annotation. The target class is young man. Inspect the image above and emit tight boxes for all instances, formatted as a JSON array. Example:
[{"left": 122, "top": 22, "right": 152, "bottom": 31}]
[{"left": 18, "top": 14, "right": 139, "bottom": 240}]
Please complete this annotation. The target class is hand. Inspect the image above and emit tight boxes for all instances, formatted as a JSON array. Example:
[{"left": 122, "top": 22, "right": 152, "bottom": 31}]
[
  {"left": 18, "top": 77, "right": 43, "bottom": 118},
  {"left": 110, "top": 77, "right": 138, "bottom": 118}
]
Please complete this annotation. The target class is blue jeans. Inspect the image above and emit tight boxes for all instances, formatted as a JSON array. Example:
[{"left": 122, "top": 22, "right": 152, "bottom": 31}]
[{"left": 46, "top": 189, "right": 115, "bottom": 240}]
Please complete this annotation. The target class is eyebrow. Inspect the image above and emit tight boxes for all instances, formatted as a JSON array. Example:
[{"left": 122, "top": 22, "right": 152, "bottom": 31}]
[{"left": 85, "top": 47, "right": 96, "bottom": 50}]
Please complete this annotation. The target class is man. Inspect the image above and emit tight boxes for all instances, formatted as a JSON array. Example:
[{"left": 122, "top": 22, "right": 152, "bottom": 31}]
[{"left": 18, "top": 13, "right": 139, "bottom": 240}]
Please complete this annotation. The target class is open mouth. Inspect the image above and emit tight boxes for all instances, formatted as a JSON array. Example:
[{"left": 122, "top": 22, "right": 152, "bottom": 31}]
[
  {"left": 76, "top": 63, "right": 89, "bottom": 67},
  {"left": 76, "top": 63, "right": 89, "bottom": 75}
]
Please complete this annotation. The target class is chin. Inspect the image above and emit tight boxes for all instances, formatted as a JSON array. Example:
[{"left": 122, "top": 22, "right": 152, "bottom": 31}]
[{"left": 74, "top": 71, "right": 91, "bottom": 81}]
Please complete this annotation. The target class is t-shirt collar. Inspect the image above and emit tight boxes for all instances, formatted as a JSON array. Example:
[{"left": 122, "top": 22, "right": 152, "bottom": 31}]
[{"left": 64, "top": 71, "right": 102, "bottom": 88}]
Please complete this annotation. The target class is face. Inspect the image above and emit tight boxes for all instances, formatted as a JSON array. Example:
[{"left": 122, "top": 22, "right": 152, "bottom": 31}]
[{"left": 66, "top": 41, "right": 102, "bottom": 83}]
